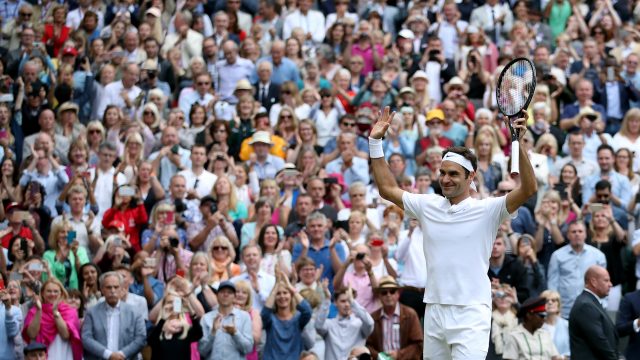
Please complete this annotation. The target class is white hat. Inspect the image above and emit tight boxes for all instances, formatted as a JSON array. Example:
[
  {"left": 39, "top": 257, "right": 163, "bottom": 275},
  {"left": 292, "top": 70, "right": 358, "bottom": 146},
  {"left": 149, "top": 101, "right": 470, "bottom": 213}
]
[
  {"left": 443, "top": 76, "right": 469, "bottom": 94},
  {"left": 398, "top": 29, "right": 415, "bottom": 40},
  {"left": 411, "top": 70, "right": 429, "bottom": 82},
  {"left": 249, "top": 131, "right": 273, "bottom": 145},
  {"left": 145, "top": 7, "right": 161, "bottom": 17}
]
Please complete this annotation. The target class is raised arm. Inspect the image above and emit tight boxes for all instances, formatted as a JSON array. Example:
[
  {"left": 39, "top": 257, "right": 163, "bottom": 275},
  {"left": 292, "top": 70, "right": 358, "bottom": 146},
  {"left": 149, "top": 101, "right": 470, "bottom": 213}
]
[
  {"left": 505, "top": 114, "right": 538, "bottom": 214},
  {"left": 370, "top": 107, "right": 406, "bottom": 209}
]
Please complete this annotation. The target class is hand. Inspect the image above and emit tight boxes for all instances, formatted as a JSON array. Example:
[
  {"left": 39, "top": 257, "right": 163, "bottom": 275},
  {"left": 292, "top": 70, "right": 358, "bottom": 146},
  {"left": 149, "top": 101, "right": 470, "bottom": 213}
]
[
  {"left": 212, "top": 314, "right": 223, "bottom": 333},
  {"left": 370, "top": 106, "right": 396, "bottom": 139},
  {"left": 108, "top": 353, "right": 126, "bottom": 360},
  {"left": 299, "top": 231, "right": 310, "bottom": 249},
  {"left": 70, "top": 240, "right": 79, "bottom": 255},
  {"left": 315, "top": 264, "right": 324, "bottom": 282},
  {"left": 363, "top": 259, "right": 373, "bottom": 273},
  {"left": 1, "top": 290, "right": 10, "bottom": 309},
  {"left": 223, "top": 323, "right": 237, "bottom": 335},
  {"left": 321, "top": 278, "right": 330, "bottom": 298},
  {"left": 503, "top": 112, "right": 528, "bottom": 141},
  {"left": 34, "top": 298, "right": 42, "bottom": 311}
]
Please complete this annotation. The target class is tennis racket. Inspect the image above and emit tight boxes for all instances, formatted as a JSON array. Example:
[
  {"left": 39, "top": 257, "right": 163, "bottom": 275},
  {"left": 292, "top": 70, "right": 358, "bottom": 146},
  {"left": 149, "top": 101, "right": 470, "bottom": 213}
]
[{"left": 495, "top": 58, "right": 536, "bottom": 175}]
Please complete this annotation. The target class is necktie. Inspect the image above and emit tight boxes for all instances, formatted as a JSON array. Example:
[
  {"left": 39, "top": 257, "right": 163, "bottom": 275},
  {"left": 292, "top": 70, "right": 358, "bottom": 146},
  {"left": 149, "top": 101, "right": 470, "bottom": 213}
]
[
  {"left": 490, "top": 7, "right": 499, "bottom": 44},
  {"left": 260, "top": 85, "right": 266, "bottom": 103}
]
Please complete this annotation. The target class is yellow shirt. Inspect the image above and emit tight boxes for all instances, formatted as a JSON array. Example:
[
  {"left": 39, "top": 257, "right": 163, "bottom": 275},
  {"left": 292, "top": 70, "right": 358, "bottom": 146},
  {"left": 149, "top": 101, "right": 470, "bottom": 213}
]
[{"left": 239, "top": 134, "right": 288, "bottom": 161}]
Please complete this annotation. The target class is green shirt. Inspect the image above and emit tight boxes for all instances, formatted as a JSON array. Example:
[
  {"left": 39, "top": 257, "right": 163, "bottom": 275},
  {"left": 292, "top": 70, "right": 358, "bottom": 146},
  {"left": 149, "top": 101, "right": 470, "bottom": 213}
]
[{"left": 43, "top": 248, "right": 89, "bottom": 290}]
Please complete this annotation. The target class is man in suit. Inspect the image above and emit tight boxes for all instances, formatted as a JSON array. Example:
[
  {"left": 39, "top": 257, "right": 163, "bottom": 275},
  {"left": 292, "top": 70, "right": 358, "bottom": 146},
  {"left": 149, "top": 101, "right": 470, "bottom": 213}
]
[
  {"left": 469, "top": 0, "right": 513, "bottom": 46},
  {"left": 366, "top": 276, "right": 423, "bottom": 359},
  {"left": 254, "top": 61, "right": 280, "bottom": 112},
  {"left": 616, "top": 288, "right": 640, "bottom": 358},
  {"left": 82, "top": 271, "right": 147, "bottom": 360},
  {"left": 569, "top": 265, "right": 618, "bottom": 360}
]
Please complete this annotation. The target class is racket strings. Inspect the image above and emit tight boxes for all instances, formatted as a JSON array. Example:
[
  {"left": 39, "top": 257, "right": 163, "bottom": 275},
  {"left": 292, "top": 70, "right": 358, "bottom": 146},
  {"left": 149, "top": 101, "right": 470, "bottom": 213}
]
[{"left": 497, "top": 60, "right": 536, "bottom": 116}]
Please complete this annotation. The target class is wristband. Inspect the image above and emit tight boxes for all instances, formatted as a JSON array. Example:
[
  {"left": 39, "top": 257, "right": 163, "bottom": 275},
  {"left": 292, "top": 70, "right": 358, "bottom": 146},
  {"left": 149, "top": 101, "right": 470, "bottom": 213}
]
[{"left": 369, "top": 137, "right": 384, "bottom": 159}]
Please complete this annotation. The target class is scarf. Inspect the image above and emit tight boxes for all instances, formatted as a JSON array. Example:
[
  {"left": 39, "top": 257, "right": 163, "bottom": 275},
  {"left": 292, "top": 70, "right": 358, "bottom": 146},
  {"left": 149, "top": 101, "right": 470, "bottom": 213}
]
[{"left": 23, "top": 302, "right": 83, "bottom": 360}]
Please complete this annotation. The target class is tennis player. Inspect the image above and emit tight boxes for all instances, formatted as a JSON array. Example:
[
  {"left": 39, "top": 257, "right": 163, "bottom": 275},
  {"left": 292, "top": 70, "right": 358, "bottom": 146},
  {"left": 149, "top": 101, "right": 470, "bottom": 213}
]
[{"left": 369, "top": 107, "right": 538, "bottom": 359}]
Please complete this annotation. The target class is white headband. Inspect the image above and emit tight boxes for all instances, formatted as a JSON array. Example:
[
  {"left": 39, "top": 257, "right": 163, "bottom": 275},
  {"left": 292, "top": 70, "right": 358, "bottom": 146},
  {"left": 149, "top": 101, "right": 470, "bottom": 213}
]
[{"left": 442, "top": 152, "right": 477, "bottom": 192}]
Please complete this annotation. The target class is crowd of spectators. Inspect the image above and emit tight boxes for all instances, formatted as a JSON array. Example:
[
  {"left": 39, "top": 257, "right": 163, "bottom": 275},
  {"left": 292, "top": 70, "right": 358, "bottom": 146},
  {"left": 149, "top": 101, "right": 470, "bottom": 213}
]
[{"left": 1, "top": 0, "right": 640, "bottom": 358}]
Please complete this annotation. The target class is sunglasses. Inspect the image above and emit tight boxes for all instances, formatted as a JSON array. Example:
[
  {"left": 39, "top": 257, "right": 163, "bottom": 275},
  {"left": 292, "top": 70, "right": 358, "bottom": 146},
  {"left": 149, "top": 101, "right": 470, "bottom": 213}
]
[
  {"left": 321, "top": 94, "right": 332, "bottom": 98},
  {"left": 282, "top": 91, "right": 292, "bottom": 95},
  {"left": 197, "top": 81, "right": 210, "bottom": 86},
  {"left": 143, "top": 111, "right": 153, "bottom": 115},
  {"left": 546, "top": 298, "right": 559, "bottom": 303},
  {"left": 213, "top": 246, "right": 228, "bottom": 251},
  {"left": 380, "top": 289, "right": 397, "bottom": 296},
  {"left": 88, "top": 129, "right": 102, "bottom": 134},
  {"left": 280, "top": 114, "right": 292, "bottom": 119},
  {"left": 342, "top": 122, "right": 356, "bottom": 127},
  {"left": 20, "top": 12, "right": 33, "bottom": 17}
]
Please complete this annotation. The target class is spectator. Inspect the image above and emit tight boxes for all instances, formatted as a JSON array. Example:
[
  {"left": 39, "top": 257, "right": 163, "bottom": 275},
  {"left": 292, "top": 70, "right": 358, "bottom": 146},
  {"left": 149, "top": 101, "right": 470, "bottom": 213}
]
[
  {"left": 90, "top": 142, "right": 127, "bottom": 222},
  {"left": 148, "top": 289, "right": 203, "bottom": 360},
  {"left": 282, "top": 0, "right": 325, "bottom": 44},
  {"left": 325, "top": 133, "right": 370, "bottom": 186},
  {"left": 582, "top": 144, "right": 633, "bottom": 209},
  {"left": 216, "top": 41, "right": 256, "bottom": 103},
  {"left": 333, "top": 243, "right": 378, "bottom": 312},
  {"left": 540, "top": 290, "right": 570, "bottom": 357},
  {"left": 149, "top": 126, "right": 193, "bottom": 190},
  {"left": 23, "top": 278, "right": 83, "bottom": 360},
  {"left": 81, "top": 271, "right": 147, "bottom": 360},
  {"left": 547, "top": 220, "right": 607, "bottom": 318},
  {"left": 261, "top": 273, "right": 312, "bottom": 360},
  {"left": 199, "top": 281, "right": 253, "bottom": 360},
  {"left": 315, "top": 283, "right": 374, "bottom": 360},
  {"left": 52, "top": 185, "right": 101, "bottom": 253},
  {"left": 101, "top": 185, "right": 148, "bottom": 252},
  {"left": 0, "top": 272, "right": 22, "bottom": 360},
  {"left": 42, "top": 221, "right": 90, "bottom": 290},
  {"left": 233, "top": 280, "right": 262, "bottom": 359},
  {"left": 553, "top": 131, "right": 598, "bottom": 179},
  {"left": 488, "top": 235, "right": 530, "bottom": 302},
  {"left": 502, "top": 296, "right": 560, "bottom": 359},
  {"left": 366, "top": 276, "right": 423, "bottom": 359}
]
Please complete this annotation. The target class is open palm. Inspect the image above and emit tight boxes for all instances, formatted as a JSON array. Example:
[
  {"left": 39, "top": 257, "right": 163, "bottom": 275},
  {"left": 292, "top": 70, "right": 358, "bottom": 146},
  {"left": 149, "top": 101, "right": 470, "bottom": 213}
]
[{"left": 370, "top": 106, "right": 396, "bottom": 139}]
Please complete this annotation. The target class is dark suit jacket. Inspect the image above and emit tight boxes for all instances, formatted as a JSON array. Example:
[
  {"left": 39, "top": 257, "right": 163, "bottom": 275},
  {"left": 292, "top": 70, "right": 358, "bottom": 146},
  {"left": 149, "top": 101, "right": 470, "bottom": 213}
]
[
  {"left": 595, "top": 81, "right": 640, "bottom": 119},
  {"left": 254, "top": 82, "right": 280, "bottom": 112},
  {"left": 617, "top": 289, "right": 640, "bottom": 359},
  {"left": 366, "top": 304, "right": 423, "bottom": 360},
  {"left": 569, "top": 290, "right": 619, "bottom": 360}
]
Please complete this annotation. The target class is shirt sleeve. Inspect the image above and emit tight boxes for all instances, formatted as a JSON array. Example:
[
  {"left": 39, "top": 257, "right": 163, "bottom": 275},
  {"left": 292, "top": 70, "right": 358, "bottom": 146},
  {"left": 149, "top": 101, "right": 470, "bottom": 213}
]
[{"left": 401, "top": 192, "right": 428, "bottom": 220}]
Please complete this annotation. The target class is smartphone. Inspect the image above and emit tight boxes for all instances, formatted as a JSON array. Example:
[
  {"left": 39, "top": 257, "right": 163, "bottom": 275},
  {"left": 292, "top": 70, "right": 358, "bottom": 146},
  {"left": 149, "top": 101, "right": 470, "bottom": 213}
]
[
  {"left": 607, "top": 67, "right": 615, "bottom": 82},
  {"left": 113, "top": 237, "right": 122, "bottom": 246},
  {"left": 9, "top": 272, "right": 22, "bottom": 281},
  {"left": 118, "top": 186, "right": 136, "bottom": 197},
  {"left": 67, "top": 230, "right": 77, "bottom": 244},
  {"left": 144, "top": 257, "right": 157, "bottom": 268},
  {"left": 28, "top": 262, "right": 44, "bottom": 272},
  {"left": 588, "top": 203, "right": 604, "bottom": 213},
  {"left": 165, "top": 211, "right": 174, "bottom": 224},
  {"left": 172, "top": 297, "right": 182, "bottom": 313},
  {"left": 0, "top": 278, "right": 4, "bottom": 291}
]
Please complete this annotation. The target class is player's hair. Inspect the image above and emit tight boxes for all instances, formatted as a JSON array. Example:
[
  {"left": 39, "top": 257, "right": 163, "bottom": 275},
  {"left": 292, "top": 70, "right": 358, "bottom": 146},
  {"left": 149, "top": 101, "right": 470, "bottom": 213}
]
[{"left": 442, "top": 146, "right": 478, "bottom": 177}]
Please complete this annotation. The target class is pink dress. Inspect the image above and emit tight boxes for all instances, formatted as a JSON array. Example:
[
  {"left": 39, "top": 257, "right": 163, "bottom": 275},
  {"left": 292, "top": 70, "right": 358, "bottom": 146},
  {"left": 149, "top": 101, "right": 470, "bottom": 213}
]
[{"left": 246, "top": 309, "right": 259, "bottom": 360}]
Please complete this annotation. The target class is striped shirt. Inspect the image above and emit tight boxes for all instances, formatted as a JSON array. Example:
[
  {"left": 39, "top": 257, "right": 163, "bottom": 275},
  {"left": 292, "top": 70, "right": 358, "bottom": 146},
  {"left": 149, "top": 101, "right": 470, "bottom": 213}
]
[{"left": 381, "top": 304, "right": 401, "bottom": 352}]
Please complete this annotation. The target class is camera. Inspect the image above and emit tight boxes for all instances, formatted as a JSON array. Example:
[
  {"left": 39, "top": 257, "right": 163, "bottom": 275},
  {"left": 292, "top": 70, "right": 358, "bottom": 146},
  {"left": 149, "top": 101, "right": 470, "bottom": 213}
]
[
  {"left": 174, "top": 198, "right": 187, "bottom": 213},
  {"left": 169, "top": 237, "right": 180, "bottom": 248},
  {"left": 324, "top": 177, "right": 338, "bottom": 185},
  {"left": 171, "top": 145, "right": 180, "bottom": 154},
  {"left": 355, "top": 253, "right": 365, "bottom": 261},
  {"left": 371, "top": 71, "right": 383, "bottom": 81},
  {"left": 209, "top": 201, "right": 218, "bottom": 214},
  {"left": 147, "top": 71, "right": 157, "bottom": 79},
  {"left": 428, "top": 49, "right": 440, "bottom": 62}
]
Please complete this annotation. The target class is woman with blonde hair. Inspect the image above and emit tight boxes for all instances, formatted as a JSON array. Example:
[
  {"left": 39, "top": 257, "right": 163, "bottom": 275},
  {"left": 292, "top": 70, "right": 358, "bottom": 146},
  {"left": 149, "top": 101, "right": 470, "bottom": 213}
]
[
  {"left": 23, "top": 278, "right": 83, "bottom": 360},
  {"left": 474, "top": 131, "right": 504, "bottom": 193},
  {"left": 43, "top": 221, "right": 90, "bottom": 290},
  {"left": 295, "top": 147, "right": 325, "bottom": 181},
  {"left": 588, "top": 206, "right": 626, "bottom": 312},
  {"left": 148, "top": 291, "right": 203, "bottom": 359},
  {"left": 188, "top": 252, "right": 218, "bottom": 312},
  {"left": 527, "top": 85, "right": 559, "bottom": 126},
  {"left": 85, "top": 121, "right": 105, "bottom": 165},
  {"left": 615, "top": 148, "right": 640, "bottom": 195},
  {"left": 269, "top": 81, "right": 310, "bottom": 127},
  {"left": 209, "top": 235, "right": 241, "bottom": 283},
  {"left": 540, "top": 290, "right": 570, "bottom": 357},
  {"left": 65, "top": 138, "right": 91, "bottom": 179},
  {"left": 612, "top": 108, "right": 640, "bottom": 171},
  {"left": 275, "top": 105, "right": 300, "bottom": 147},
  {"left": 234, "top": 280, "right": 262, "bottom": 360},
  {"left": 212, "top": 175, "right": 248, "bottom": 221},
  {"left": 116, "top": 132, "right": 145, "bottom": 183},
  {"left": 139, "top": 101, "right": 163, "bottom": 134},
  {"left": 534, "top": 133, "right": 559, "bottom": 172},
  {"left": 288, "top": 119, "right": 323, "bottom": 163},
  {"left": 141, "top": 203, "right": 188, "bottom": 253},
  {"left": 534, "top": 191, "right": 568, "bottom": 268}
]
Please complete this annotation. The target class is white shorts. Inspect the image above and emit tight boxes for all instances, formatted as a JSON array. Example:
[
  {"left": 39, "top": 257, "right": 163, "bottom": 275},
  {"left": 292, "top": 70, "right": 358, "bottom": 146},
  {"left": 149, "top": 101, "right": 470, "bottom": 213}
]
[{"left": 423, "top": 303, "right": 491, "bottom": 360}]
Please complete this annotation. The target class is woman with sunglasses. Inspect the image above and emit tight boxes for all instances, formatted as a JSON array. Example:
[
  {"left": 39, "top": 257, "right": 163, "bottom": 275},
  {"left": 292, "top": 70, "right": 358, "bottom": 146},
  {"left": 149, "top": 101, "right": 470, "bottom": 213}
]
[
  {"left": 310, "top": 89, "right": 342, "bottom": 148},
  {"left": 268, "top": 81, "right": 310, "bottom": 128},
  {"left": 540, "top": 290, "right": 570, "bottom": 357},
  {"left": 85, "top": 121, "right": 105, "bottom": 166},
  {"left": 502, "top": 297, "right": 561, "bottom": 359},
  {"left": 209, "top": 236, "right": 241, "bottom": 284}
]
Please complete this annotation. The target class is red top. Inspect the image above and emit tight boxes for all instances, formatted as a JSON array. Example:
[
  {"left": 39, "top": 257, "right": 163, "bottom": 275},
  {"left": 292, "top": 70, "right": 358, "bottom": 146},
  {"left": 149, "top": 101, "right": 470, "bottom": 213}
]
[
  {"left": 1, "top": 226, "right": 33, "bottom": 249},
  {"left": 42, "top": 24, "right": 71, "bottom": 57},
  {"left": 101, "top": 204, "right": 148, "bottom": 252}
]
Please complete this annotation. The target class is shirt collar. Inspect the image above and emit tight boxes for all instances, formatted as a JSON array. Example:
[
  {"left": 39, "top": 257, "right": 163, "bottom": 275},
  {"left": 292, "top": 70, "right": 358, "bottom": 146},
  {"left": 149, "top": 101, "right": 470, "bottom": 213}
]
[
  {"left": 584, "top": 288, "right": 605, "bottom": 305},
  {"left": 381, "top": 303, "right": 400, "bottom": 319},
  {"left": 107, "top": 300, "right": 121, "bottom": 311}
]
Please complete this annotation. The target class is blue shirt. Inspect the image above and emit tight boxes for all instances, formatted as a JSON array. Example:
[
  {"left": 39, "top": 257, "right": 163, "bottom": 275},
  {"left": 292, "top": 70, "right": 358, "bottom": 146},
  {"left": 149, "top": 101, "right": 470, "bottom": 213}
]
[
  {"left": 148, "top": 147, "right": 192, "bottom": 190},
  {"left": 325, "top": 157, "right": 370, "bottom": 185},
  {"left": 442, "top": 122, "right": 468, "bottom": 147},
  {"left": 323, "top": 136, "right": 368, "bottom": 154},
  {"left": 0, "top": 305, "right": 21, "bottom": 360},
  {"left": 261, "top": 300, "right": 312, "bottom": 360},
  {"left": 253, "top": 155, "right": 285, "bottom": 181},
  {"left": 215, "top": 57, "right": 256, "bottom": 103},
  {"left": 251, "top": 57, "right": 301, "bottom": 86},
  {"left": 130, "top": 276, "right": 165, "bottom": 307},
  {"left": 292, "top": 239, "right": 347, "bottom": 292},
  {"left": 547, "top": 244, "right": 606, "bottom": 318},
  {"left": 581, "top": 170, "right": 633, "bottom": 208},
  {"left": 19, "top": 167, "right": 69, "bottom": 217},
  {"left": 560, "top": 102, "right": 606, "bottom": 124}
]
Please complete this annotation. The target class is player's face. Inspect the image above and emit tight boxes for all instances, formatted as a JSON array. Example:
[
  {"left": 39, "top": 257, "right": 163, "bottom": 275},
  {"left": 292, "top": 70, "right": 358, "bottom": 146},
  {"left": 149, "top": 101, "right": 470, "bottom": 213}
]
[{"left": 438, "top": 162, "right": 472, "bottom": 199}]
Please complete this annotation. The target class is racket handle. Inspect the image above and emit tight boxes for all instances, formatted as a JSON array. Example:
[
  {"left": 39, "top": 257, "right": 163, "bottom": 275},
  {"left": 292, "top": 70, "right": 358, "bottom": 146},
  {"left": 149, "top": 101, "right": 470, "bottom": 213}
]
[{"left": 511, "top": 140, "right": 520, "bottom": 175}]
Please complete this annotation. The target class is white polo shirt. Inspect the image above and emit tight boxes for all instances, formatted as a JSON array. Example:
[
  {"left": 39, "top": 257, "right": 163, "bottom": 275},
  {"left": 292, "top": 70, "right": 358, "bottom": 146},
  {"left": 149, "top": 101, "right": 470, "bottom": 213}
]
[{"left": 402, "top": 193, "right": 510, "bottom": 307}]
